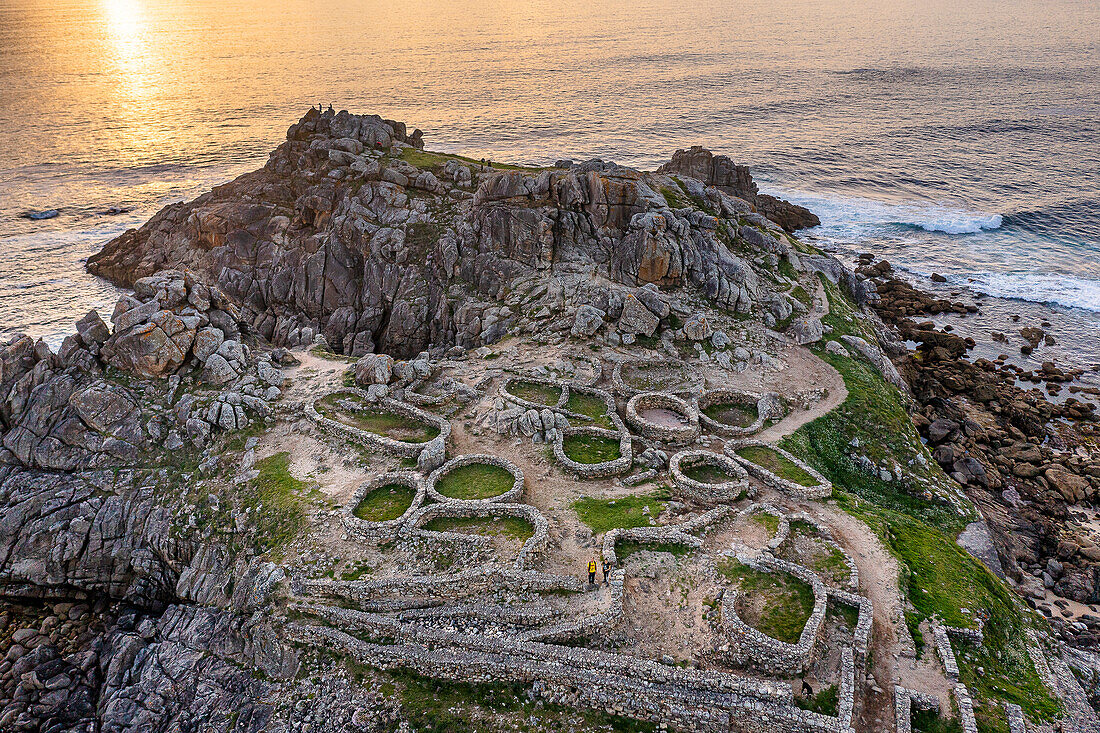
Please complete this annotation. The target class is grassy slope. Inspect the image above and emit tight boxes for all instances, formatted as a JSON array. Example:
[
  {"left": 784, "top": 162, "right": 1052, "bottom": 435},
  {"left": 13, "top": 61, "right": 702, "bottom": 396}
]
[
  {"left": 779, "top": 276, "right": 1059, "bottom": 727},
  {"left": 244, "top": 452, "right": 316, "bottom": 555}
]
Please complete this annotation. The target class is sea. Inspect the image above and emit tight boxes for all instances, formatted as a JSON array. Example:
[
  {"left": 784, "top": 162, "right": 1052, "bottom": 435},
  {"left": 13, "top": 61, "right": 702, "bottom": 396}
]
[{"left": 1, "top": 0, "right": 1098, "bottom": 372}]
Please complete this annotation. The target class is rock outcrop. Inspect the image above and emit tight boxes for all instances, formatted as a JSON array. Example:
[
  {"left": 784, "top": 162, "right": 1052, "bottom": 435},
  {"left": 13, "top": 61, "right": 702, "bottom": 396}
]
[
  {"left": 88, "top": 108, "right": 823, "bottom": 361},
  {"left": 656, "top": 146, "right": 820, "bottom": 232}
]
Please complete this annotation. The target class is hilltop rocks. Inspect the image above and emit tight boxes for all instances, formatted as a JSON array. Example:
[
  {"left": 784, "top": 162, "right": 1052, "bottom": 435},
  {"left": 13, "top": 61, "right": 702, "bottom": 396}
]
[
  {"left": 618, "top": 295, "right": 660, "bottom": 337},
  {"left": 683, "top": 313, "right": 713, "bottom": 341},
  {"left": 657, "top": 146, "right": 820, "bottom": 231},
  {"left": 790, "top": 316, "right": 823, "bottom": 345},
  {"left": 86, "top": 108, "right": 825, "bottom": 361}
]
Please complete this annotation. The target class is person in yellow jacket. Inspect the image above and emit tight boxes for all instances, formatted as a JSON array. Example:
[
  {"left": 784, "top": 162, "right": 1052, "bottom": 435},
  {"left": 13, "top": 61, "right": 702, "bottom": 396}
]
[{"left": 588, "top": 558, "right": 597, "bottom": 585}]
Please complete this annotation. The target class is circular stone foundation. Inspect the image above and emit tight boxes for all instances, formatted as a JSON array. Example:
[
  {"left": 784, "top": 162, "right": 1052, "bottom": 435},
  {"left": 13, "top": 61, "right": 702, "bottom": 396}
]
[
  {"left": 725, "top": 440, "right": 831, "bottom": 499},
  {"left": 611, "top": 359, "right": 704, "bottom": 398},
  {"left": 553, "top": 426, "right": 633, "bottom": 478},
  {"left": 500, "top": 375, "right": 567, "bottom": 411},
  {"left": 342, "top": 471, "right": 426, "bottom": 542},
  {"left": 307, "top": 389, "right": 451, "bottom": 459},
  {"left": 427, "top": 454, "right": 524, "bottom": 504},
  {"left": 696, "top": 389, "right": 776, "bottom": 437},
  {"left": 403, "top": 501, "right": 550, "bottom": 569},
  {"left": 669, "top": 449, "right": 749, "bottom": 504},
  {"left": 625, "top": 392, "right": 700, "bottom": 445}
]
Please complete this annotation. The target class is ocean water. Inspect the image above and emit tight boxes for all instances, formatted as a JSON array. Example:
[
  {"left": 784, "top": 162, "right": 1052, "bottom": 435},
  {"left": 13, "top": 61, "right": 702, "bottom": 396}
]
[{"left": 1, "top": 0, "right": 1098, "bottom": 360}]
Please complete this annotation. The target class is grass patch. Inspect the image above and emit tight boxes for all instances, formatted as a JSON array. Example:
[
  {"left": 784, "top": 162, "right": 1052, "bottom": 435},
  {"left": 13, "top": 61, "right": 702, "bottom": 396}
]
[
  {"left": 911, "top": 709, "right": 963, "bottom": 733},
  {"left": 422, "top": 515, "right": 534, "bottom": 541},
  {"left": 243, "top": 452, "right": 312, "bottom": 554},
  {"left": 811, "top": 545, "right": 851, "bottom": 580},
  {"left": 682, "top": 461, "right": 735, "bottom": 484},
  {"left": 778, "top": 256, "right": 799, "bottom": 281},
  {"left": 794, "top": 684, "right": 838, "bottom": 716},
  {"left": 905, "top": 611, "right": 926, "bottom": 658},
  {"left": 565, "top": 392, "right": 615, "bottom": 429},
  {"left": 317, "top": 393, "right": 439, "bottom": 443},
  {"left": 735, "top": 445, "right": 820, "bottom": 487},
  {"left": 827, "top": 600, "right": 860, "bottom": 629},
  {"left": 955, "top": 635, "right": 1060, "bottom": 727},
  {"left": 435, "top": 463, "right": 516, "bottom": 500},
  {"left": 381, "top": 667, "right": 657, "bottom": 733},
  {"left": 703, "top": 400, "right": 758, "bottom": 428},
  {"left": 309, "top": 344, "right": 354, "bottom": 362},
  {"left": 507, "top": 380, "right": 561, "bottom": 406},
  {"left": 790, "top": 285, "right": 813, "bottom": 307},
  {"left": 718, "top": 559, "right": 815, "bottom": 644},
  {"left": 562, "top": 432, "right": 622, "bottom": 464},
  {"left": 615, "top": 540, "right": 694, "bottom": 564},
  {"left": 752, "top": 512, "right": 780, "bottom": 535},
  {"left": 572, "top": 492, "right": 668, "bottom": 534},
  {"left": 352, "top": 483, "right": 416, "bottom": 522},
  {"left": 399, "top": 147, "right": 544, "bottom": 172}
]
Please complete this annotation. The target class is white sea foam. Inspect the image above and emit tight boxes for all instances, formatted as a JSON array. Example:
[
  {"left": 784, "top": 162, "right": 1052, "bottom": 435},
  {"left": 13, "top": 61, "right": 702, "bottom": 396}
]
[
  {"left": 962, "top": 272, "right": 1100, "bottom": 314},
  {"left": 763, "top": 188, "right": 1003, "bottom": 235}
]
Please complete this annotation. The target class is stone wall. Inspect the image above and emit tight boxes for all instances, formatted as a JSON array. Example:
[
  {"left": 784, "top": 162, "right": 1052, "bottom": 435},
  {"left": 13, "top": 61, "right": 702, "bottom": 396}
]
[
  {"left": 695, "top": 389, "right": 783, "bottom": 437},
  {"left": 718, "top": 552, "right": 829, "bottom": 676},
  {"left": 601, "top": 506, "right": 734, "bottom": 567},
  {"left": 725, "top": 439, "right": 832, "bottom": 500},
  {"left": 625, "top": 391, "right": 701, "bottom": 445},
  {"left": 341, "top": 471, "right": 426, "bottom": 543},
  {"left": 499, "top": 375, "right": 567, "bottom": 412},
  {"left": 497, "top": 377, "right": 627, "bottom": 438},
  {"left": 780, "top": 512, "right": 860, "bottom": 592},
  {"left": 669, "top": 449, "right": 750, "bottom": 504},
  {"left": 306, "top": 388, "right": 450, "bottom": 460},
  {"left": 287, "top": 616, "right": 853, "bottom": 733},
  {"left": 553, "top": 426, "right": 634, "bottom": 478},
  {"left": 520, "top": 569, "right": 625, "bottom": 643},
  {"left": 426, "top": 454, "right": 525, "bottom": 505},
  {"left": 611, "top": 359, "right": 704, "bottom": 399},
  {"left": 294, "top": 567, "right": 584, "bottom": 603},
  {"left": 563, "top": 383, "right": 627, "bottom": 432},
  {"left": 953, "top": 683, "right": 979, "bottom": 733},
  {"left": 400, "top": 501, "right": 549, "bottom": 570},
  {"left": 894, "top": 686, "right": 941, "bottom": 733},
  {"left": 826, "top": 589, "right": 873, "bottom": 669}
]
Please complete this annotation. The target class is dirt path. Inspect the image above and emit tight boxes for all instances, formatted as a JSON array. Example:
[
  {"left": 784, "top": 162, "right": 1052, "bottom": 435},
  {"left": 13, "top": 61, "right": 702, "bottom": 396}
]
[{"left": 756, "top": 347, "right": 847, "bottom": 443}]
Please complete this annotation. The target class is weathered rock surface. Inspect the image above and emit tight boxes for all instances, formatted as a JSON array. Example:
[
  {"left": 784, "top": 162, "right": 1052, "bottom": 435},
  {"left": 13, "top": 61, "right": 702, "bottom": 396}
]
[
  {"left": 87, "top": 108, "right": 832, "bottom": 361},
  {"left": 656, "top": 145, "right": 820, "bottom": 231}
]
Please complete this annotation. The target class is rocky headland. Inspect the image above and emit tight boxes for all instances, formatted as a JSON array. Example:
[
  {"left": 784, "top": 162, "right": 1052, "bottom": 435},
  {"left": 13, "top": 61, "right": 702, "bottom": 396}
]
[{"left": 0, "top": 108, "right": 1097, "bottom": 732}]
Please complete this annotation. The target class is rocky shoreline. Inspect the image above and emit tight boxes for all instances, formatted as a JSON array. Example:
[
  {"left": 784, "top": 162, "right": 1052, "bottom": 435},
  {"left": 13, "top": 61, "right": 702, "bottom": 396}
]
[{"left": 857, "top": 256, "right": 1100, "bottom": 645}]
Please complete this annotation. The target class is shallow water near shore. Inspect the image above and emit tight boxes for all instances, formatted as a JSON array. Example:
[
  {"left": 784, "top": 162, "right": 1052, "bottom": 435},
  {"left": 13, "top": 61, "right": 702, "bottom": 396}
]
[{"left": 1, "top": 0, "right": 1098, "bottom": 357}]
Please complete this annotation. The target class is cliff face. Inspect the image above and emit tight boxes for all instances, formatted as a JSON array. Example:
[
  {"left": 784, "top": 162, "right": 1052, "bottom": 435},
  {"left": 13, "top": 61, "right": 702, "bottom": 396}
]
[
  {"left": 88, "top": 109, "right": 820, "bottom": 360},
  {"left": 656, "top": 145, "right": 820, "bottom": 232}
]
